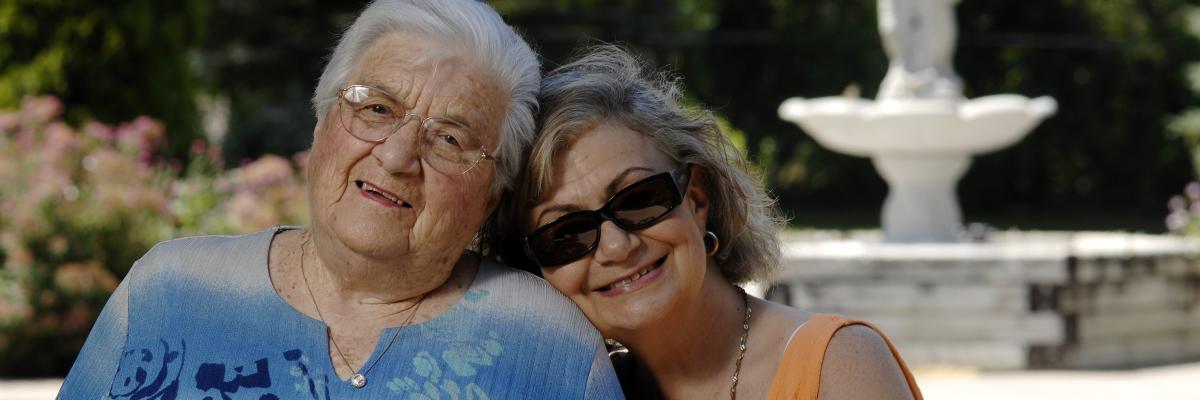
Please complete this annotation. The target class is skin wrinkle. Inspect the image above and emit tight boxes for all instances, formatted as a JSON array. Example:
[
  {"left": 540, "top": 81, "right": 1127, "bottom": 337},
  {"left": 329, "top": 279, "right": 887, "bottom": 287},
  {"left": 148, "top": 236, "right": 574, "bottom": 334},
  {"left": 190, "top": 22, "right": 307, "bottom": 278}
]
[{"left": 275, "top": 31, "right": 510, "bottom": 379}]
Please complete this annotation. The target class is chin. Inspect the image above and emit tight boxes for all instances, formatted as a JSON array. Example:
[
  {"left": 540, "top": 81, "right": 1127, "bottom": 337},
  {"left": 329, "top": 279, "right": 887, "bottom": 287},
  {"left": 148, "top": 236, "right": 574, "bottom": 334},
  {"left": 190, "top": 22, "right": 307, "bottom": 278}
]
[{"left": 593, "top": 281, "right": 680, "bottom": 336}]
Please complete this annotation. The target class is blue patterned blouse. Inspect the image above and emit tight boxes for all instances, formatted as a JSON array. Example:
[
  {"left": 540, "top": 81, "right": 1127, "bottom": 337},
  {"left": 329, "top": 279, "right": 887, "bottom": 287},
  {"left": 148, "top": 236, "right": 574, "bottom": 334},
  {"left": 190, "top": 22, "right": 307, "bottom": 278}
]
[{"left": 58, "top": 228, "right": 623, "bottom": 399}]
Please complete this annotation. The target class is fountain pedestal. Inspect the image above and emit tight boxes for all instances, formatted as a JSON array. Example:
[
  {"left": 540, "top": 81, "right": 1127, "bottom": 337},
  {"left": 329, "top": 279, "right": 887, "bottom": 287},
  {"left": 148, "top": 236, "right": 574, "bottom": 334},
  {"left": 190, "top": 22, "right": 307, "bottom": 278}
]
[{"left": 874, "top": 155, "right": 968, "bottom": 242}]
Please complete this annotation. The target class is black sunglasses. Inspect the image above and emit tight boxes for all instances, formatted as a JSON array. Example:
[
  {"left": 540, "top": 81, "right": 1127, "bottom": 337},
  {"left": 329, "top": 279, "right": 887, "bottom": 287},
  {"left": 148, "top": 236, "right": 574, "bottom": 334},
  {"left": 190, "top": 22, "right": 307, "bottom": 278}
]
[{"left": 524, "top": 164, "right": 692, "bottom": 267}]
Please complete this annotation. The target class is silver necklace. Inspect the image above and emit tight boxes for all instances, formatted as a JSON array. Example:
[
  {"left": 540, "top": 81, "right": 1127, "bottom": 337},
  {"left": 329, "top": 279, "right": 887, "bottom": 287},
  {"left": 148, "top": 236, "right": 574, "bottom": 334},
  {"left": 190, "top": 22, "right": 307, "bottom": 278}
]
[
  {"left": 730, "top": 287, "right": 751, "bottom": 399},
  {"left": 299, "top": 234, "right": 427, "bottom": 389}
]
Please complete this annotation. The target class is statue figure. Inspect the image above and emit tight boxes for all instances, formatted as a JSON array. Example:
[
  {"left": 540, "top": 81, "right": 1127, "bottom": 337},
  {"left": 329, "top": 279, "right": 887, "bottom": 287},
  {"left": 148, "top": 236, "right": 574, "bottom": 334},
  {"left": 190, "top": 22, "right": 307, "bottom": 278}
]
[{"left": 877, "top": 0, "right": 963, "bottom": 100}]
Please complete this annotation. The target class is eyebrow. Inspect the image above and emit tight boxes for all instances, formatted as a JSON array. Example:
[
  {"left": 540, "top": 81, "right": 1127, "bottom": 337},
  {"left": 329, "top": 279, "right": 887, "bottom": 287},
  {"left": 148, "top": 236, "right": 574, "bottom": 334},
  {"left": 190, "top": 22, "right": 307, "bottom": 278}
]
[
  {"left": 535, "top": 166, "right": 656, "bottom": 223},
  {"left": 360, "top": 79, "right": 476, "bottom": 128}
]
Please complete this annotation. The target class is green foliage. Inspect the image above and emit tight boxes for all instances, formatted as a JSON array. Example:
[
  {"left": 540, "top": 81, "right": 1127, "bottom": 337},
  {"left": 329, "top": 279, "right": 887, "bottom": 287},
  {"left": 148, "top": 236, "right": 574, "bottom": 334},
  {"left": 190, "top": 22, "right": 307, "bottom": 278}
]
[
  {"left": 0, "top": 0, "right": 208, "bottom": 158},
  {"left": 503, "top": 0, "right": 1200, "bottom": 230},
  {"left": 198, "top": 0, "right": 363, "bottom": 164},
  {"left": 0, "top": 96, "right": 308, "bottom": 376}
]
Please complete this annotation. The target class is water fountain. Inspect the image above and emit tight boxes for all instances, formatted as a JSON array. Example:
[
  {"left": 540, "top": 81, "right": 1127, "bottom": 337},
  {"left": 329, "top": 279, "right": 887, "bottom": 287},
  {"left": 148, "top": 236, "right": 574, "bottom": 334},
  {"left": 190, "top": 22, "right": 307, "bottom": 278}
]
[
  {"left": 779, "top": 0, "right": 1055, "bottom": 242},
  {"left": 772, "top": 0, "right": 1200, "bottom": 369}
]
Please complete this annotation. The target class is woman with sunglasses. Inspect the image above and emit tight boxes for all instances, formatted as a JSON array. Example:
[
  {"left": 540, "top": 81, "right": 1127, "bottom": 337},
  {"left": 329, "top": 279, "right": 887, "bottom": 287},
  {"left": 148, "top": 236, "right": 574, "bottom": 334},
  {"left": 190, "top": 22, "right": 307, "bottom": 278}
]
[{"left": 488, "top": 46, "right": 923, "bottom": 399}]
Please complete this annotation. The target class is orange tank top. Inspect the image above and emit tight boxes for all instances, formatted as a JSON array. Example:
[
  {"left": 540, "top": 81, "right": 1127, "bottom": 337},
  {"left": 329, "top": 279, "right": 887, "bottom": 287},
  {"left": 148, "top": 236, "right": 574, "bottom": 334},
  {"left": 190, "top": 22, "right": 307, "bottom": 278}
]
[{"left": 765, "top": 314, "right": 923, "bottom": 400}]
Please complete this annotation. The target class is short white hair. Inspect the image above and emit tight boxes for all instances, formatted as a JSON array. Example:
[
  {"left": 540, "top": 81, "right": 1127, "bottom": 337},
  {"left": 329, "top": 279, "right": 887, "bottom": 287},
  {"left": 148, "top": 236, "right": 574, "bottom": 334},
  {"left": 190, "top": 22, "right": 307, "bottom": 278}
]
[{"left": 311, "top": 0, "right": 540, "bottom": 191}]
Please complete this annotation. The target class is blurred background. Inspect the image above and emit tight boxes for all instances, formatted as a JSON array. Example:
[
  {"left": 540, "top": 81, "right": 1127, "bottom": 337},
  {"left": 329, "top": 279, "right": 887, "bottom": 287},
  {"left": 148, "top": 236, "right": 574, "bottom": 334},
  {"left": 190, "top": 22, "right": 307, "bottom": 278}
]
[{"left": 3, "top": 0, "right": 1200, "bottom": 385}]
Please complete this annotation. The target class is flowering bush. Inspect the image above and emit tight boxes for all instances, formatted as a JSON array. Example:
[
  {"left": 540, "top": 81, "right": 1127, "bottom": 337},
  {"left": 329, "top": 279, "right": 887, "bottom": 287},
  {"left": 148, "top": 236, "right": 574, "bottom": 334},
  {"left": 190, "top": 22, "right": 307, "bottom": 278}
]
[
  {"left": 0, "top": 96, "right": 308, "bottom": 376},
  {"left": 1166, "top": 182, "right": 1200, "bottom": 236}
]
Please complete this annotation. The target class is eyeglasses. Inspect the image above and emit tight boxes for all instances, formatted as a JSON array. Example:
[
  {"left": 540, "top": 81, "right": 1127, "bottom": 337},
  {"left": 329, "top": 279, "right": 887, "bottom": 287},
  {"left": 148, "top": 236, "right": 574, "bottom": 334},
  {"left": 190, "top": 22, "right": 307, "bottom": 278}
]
[
  {"left": 523, "top": 164, "right": 692, "bottom": 267},
  {"left": 335, "top": 84, "right": 497, "bottom": 175}
]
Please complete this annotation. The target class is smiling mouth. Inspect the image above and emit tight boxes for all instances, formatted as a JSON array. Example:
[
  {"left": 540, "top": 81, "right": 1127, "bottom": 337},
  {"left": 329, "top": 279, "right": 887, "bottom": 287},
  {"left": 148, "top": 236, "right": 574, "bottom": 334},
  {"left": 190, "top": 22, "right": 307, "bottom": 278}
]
[
  {"left": 599, "top": 256, "right": 667, "bottom": 293},
  {"left": 355, "top": 180, "right": 412, "bottom": 208}
]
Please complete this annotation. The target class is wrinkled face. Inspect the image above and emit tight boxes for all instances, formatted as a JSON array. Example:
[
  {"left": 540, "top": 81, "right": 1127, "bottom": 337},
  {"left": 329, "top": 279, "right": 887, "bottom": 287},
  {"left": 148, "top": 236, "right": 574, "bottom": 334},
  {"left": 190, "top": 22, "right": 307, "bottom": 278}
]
[
  {"left": 307, "top": 32, "right": 508, "bottom": 264},
  {"left": 528, "top": 121, "right": 710, "bottom": 337}
]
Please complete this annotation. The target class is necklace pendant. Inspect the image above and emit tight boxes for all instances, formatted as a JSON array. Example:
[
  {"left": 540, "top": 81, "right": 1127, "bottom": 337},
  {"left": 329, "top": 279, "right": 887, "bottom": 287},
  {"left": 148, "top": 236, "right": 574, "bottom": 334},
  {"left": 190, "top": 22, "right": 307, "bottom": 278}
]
[{"left": 350, "top": 373, "right": 367, "bottom": 388}]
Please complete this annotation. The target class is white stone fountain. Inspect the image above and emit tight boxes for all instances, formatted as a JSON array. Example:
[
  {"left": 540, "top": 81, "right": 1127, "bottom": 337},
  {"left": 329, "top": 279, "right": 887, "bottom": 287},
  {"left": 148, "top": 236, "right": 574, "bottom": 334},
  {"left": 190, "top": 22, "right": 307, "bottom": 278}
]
[
  {"left": 768, "top": 0, "right": 1200, "bottom": 370},
  {"left": 778, "top": 0, "right": 1056, "bottom": 242}
]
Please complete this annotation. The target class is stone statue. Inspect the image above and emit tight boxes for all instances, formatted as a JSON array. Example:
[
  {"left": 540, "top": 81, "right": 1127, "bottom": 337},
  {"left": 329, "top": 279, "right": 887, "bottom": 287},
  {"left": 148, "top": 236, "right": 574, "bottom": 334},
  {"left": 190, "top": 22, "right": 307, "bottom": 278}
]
[{"left": 877, "top": 0, "right": 963, "bottom": 100}]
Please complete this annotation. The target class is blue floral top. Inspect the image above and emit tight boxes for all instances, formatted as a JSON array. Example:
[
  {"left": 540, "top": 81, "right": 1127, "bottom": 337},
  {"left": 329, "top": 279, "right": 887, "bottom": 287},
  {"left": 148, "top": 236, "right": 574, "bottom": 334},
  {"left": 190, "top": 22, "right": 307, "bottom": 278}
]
[{"left": 58, "top": 228, "right": 623, "bottom": 399}]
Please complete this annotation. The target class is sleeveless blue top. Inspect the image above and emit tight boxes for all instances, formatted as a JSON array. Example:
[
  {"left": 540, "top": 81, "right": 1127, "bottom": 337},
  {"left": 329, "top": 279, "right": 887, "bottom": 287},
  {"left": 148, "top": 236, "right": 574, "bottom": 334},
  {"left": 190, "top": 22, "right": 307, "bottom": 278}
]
[{"left": 58, "top": 228, "right": 623, "bottom": 399}]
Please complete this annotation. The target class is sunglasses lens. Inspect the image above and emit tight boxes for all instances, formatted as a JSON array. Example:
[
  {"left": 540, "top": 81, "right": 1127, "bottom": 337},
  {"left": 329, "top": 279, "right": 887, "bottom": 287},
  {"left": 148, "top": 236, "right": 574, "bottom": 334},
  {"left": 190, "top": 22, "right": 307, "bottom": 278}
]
[
  {"left": 610, "top": 177, "right": 678, "bottom": 229},
  {"left": 529, "top": 214, "right": 600, "bottom": 267},
  {"left": 525, "top": 168, "right": 688, "bottom": 268}
]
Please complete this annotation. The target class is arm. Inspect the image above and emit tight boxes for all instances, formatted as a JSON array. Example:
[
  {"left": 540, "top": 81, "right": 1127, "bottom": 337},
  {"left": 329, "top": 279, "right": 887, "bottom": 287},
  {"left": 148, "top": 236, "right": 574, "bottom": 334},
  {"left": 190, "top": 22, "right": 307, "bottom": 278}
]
[
  {"left": 57, "top": 277, "right": 130, "bottom": 399},
  {"left": 817, "top": 325, "right": 918, "bottom": 400}
]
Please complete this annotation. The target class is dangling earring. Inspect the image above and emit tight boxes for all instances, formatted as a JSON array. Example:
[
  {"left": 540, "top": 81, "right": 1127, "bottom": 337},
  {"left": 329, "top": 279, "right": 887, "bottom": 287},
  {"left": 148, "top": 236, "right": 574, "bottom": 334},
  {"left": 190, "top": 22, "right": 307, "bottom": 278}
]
[{"left": 703, "top": 230, "right": 720, "bottom": 257}]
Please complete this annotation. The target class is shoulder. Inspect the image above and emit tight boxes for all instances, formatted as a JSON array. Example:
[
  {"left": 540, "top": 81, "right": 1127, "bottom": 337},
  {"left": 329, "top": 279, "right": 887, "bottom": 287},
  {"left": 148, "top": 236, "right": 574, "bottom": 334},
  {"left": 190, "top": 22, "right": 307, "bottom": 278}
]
[
  {"left": 124, "top": 228, "right": 277, "bottom": 287},
  {"left": 471, "top": 259, "right": 602, "bottom": 334},
  {"left": 474, "top": 259, "right": 588, "bottom": 317},
  {"left": 817, "top": 322, "right": 917, "bottom": 400}
]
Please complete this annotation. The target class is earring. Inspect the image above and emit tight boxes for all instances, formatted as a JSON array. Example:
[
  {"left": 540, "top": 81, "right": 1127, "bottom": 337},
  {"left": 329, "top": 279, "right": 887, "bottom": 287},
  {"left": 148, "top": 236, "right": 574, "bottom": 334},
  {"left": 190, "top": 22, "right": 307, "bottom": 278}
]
[{"left": 703, "top": 230, "right": 720, "bottom": 257}]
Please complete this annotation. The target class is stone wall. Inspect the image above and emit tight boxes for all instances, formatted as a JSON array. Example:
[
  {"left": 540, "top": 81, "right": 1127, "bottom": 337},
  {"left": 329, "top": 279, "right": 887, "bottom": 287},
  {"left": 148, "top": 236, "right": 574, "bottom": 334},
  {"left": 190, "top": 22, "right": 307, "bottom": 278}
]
[{"left": 773, "top": 231, "right": 1200, "bottom": 369}]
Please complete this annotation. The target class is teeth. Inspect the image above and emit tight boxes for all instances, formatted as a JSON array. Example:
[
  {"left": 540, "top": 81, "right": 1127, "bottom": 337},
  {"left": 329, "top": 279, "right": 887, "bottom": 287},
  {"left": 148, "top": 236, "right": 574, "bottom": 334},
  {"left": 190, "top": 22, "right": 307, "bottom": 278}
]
[
  {"left": 368, "top": 188, "right": 400, "bottom": 204},
  {"left": 604, "top": 260, "right": 663, "bottom": 291},
  {"left": 358, "top": 181, "right": 403, "bottom": 205}
]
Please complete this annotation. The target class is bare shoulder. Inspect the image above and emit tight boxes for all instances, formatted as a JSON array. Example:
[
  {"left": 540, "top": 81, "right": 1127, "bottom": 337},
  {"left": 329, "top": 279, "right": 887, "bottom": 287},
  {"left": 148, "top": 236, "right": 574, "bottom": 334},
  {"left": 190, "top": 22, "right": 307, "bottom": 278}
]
[
  {"left": 750, "top": 299, "right": 814, "bottom": 354},
  {"left": 817, "top": 324, "right": 916, "bottom": 400}
]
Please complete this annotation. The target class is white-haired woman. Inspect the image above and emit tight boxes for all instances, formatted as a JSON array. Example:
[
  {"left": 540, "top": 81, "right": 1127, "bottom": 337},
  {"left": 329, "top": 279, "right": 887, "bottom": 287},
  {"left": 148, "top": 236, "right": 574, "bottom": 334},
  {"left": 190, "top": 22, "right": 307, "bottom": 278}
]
[
  {"left": 58, "top": 1, "right": 622, "bottom": 398},
  {"left": 492, "top": 46, "right": 923, "bottom": 399}
]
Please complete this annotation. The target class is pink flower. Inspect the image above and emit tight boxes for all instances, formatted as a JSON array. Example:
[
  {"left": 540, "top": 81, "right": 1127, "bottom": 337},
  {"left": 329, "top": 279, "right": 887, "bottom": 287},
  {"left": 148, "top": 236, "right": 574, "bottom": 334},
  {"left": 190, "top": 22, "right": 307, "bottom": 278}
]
[
  {"left": 0, "top": 112, "right": 17, "bottom": 134},
  {"left": 83, "top": 121, "right": 116, "bottom": 141},
  {"left": 236, "top": 154, "right": 294, "bottom": 192},
  {"left": 22, "top": 95, "right": 63, "bottom": 123},
  {"left": 1187, "top": 182, "right": 1200, "bottom": 202},
  {"left": 1168, "top": 195, "right": 1186, "bottom": 212},
  {"left": 292, "top": 151, "right": 310, "bottom": 170},
  {"left": 1167, "top": 210, "right": 1191, "bottom": 232},
  {"left": 190, "top": 139, "right": 207, "bottom": 155}
]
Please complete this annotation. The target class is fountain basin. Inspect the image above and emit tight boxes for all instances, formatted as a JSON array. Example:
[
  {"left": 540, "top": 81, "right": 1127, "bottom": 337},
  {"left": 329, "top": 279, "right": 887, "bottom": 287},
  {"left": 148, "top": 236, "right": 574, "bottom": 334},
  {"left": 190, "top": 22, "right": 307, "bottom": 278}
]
[
  {"left": 778, "top": 95, "right": 1057, "bottom": 157},
  {"left": 772, "top": 230, "right": 1200, "bottom": 369}
]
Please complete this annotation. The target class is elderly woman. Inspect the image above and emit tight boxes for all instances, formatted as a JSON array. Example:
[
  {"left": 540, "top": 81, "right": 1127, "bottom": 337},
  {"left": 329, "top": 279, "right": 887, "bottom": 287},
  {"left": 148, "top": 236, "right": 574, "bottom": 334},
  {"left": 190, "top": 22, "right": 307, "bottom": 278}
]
[
  {"left": 57, "top": 1, "right": 622, "bottom": 398},
  {"left": 494, "top": 46, "right": 924, "bottom": 399}
]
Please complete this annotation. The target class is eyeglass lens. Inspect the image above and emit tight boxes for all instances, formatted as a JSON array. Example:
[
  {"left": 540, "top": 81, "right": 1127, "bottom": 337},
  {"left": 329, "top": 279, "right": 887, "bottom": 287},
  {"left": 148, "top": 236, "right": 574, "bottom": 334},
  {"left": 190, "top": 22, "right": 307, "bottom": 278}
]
[{"left": 337, "top": 85, "right": 488, "bottom": 175}]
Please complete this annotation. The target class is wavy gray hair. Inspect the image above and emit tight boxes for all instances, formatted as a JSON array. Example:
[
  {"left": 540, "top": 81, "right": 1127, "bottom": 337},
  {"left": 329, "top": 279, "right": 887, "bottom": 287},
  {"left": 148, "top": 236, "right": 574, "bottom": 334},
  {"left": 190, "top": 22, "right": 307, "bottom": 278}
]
[
  {"left": 311, "top": 0, "right": 540, "bottom": 192},
  {"left": 489, "top": 45, "right": 785, "bottom": 284}
]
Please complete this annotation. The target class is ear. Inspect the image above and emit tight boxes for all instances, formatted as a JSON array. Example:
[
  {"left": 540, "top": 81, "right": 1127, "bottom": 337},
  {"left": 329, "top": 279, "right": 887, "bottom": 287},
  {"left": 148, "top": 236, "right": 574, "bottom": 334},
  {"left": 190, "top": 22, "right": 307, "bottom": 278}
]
[{"left": 686, "top": 166, "right": 711, "bottom": 228}]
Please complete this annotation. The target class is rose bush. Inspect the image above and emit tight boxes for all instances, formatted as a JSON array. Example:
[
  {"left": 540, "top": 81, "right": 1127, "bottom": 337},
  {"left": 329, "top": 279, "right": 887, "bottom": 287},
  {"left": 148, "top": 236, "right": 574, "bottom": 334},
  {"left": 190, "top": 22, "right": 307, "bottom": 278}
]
[{"left": 0, "top": 96, "right": 308, "bottom": 376}]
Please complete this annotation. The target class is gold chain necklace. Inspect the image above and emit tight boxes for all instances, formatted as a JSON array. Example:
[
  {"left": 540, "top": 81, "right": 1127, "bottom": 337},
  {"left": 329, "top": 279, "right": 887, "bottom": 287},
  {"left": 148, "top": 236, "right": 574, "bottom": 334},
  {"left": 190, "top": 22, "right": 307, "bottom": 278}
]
[
  {"left": 299, "top": 233, "right": 427, "bottom": 389},
  {"left": 730, "top": 286, "right": 752, "bottom": 399}
]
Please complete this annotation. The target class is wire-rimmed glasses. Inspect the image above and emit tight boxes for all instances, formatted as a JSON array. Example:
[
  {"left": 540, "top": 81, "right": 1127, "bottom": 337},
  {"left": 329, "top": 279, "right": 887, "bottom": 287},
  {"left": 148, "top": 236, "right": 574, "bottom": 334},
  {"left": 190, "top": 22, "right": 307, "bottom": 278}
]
[{"left": 335, "top": 84, "right": 497, "bottom": 175}]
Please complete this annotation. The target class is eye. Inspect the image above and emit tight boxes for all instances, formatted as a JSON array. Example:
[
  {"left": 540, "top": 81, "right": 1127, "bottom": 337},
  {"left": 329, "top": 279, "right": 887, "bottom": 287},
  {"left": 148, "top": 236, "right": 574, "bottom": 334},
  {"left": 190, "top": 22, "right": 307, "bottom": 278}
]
[
  {"left": 424, "top": 121, "right": 474, "bottom": 152},
  {"left": 354, "top": 97, "right": 402, "bottom": 124},
  {"left": 438, "top": 134, "right": 461, "bottom": 147},
  {"left": 367, "top": 104, "right": 391, "bottom": 116}
]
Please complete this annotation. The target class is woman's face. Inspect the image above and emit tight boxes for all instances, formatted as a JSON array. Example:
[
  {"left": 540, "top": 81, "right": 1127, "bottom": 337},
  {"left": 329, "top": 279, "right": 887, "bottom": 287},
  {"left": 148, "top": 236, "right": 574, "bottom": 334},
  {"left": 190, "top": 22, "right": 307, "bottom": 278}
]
[
  {"left": 529, "top": 121, "right": 711, "bottom": 337},
  {"left": 307, "top": 32, "right": 508, "bottom": 265}
]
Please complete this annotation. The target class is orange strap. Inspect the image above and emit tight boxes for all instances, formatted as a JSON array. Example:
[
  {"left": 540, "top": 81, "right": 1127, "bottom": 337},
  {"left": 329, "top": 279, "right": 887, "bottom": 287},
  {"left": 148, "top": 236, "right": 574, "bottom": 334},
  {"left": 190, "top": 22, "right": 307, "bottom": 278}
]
[{"left": 765, "top": 314, "right": 923, "bottom": 400}]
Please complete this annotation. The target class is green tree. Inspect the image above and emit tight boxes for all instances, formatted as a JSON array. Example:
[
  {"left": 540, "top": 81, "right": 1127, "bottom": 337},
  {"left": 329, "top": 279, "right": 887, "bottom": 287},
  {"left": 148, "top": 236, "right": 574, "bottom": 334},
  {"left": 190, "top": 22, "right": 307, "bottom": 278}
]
[
  {"left": 501, "top": 0, "right": 1200, "bottom": 230},
  {"left": 0, "top": 0, "right": 208, "bottom": 158}
]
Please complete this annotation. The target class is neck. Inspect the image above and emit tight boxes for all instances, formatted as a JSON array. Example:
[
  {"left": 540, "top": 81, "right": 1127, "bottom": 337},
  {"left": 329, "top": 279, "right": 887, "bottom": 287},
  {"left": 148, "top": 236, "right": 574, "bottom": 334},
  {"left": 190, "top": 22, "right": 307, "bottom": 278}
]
[
  {"left": 301, "top": 229, "right": 464, "bottom": 316},
  {"left": 620, "top": 261, "right": 747, "bottom": 399}
]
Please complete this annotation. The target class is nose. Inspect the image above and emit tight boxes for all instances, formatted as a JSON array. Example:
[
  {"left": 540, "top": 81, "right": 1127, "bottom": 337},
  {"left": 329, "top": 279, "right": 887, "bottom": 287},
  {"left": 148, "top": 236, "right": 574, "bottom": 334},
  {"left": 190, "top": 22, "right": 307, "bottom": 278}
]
[
  {"left": 593, "top": 220, "right": 639, "bottom": 265},
  {"left": 372, "top": 117, "right": 423, "bottom": 175}
]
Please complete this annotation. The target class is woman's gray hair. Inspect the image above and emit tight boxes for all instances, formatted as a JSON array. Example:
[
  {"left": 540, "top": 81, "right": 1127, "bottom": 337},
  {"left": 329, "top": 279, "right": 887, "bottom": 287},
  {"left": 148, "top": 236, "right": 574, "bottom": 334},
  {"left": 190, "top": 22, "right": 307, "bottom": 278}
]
[
  {"left": 311, "top": 0, "right": 540, "bottom": 192},
  {"left": 490, "top": 45, "right": 786, "bottom": 284}
]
